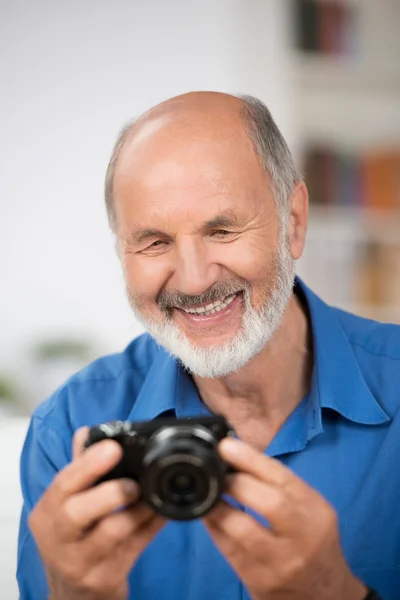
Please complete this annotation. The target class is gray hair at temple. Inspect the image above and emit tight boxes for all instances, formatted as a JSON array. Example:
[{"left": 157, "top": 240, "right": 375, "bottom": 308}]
[{"left": 104, "top": 94, "right": 302, "bottom": 232}]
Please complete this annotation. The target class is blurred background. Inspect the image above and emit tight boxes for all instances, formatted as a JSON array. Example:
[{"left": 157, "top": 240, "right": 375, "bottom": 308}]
[{"left": 1, "top": 0, "right": 399, "bottom": 596}]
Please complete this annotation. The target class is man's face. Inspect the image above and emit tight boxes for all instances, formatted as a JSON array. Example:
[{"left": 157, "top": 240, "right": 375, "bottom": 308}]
[{"left": 113, "top": 114, "right": 295, "bottom": 377}]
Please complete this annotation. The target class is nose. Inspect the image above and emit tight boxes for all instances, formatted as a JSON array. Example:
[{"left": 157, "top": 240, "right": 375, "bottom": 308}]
[{"left": 171, "top": 237, "right": 222, "bottom": 297}]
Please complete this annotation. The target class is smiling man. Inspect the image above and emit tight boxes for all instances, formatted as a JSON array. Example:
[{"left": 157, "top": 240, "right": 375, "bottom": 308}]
[{"left": 18, "top": 92, "right": 399, "bottom": 600}]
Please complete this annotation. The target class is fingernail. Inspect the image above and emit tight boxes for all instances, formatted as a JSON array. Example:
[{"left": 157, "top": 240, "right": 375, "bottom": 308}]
[
  {"left": 100, "top": 440, "right": 120, "bottom": 458},
  {"left": 122, "top": 479, "right": 139, "bottom": 496},
  {"left": 220, "top": 438, "right": 239, "bottom": 454}
]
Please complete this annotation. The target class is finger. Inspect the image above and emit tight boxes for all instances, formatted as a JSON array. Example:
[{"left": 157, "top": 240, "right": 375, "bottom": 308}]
[
  {"left": 204, "top": 502, "right": 275, "bottom": 565},
  {"left": 84, "top": 501, "right": 164, "bottom": 561},
  {"left": 219, "top": 438, "right": 309, "bottom": 497},
  {"left": 205, "top": 520, "right": 277, "bottom": 598},
  {"left": 57, "top": 478, "right": 140, "bottom": 541},
  {"left": 205, "top": 522, "right": 243, "bottom": 566},
  {"left": 73, "top": 427, "right": 90, "bottom": 460},
  {"left": 84, "top": 513, "right": 166, "bottom": 589},
  {"left": 52, "top": 439, "right": 123, "bottom": 501},
  {"left": 226, "top": 473, "right": 307, "bottom": 536},
  {"left": 124, "top": 511, "right": 166, "bottom": 555}
]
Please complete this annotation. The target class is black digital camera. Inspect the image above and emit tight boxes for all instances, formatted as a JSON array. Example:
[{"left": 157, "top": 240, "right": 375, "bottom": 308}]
[{"left": 85, "top": 415, "right": 235, "bottom": 521}]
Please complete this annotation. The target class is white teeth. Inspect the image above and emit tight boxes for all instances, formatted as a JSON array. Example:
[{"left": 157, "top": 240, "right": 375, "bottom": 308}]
[{"left": 180, "top": 293, "right": 237, "bottom": 316}]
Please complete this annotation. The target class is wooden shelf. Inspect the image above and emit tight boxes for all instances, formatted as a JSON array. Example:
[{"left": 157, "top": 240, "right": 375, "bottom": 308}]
[
  {"left": 291, "top": 53, "right": 400, "bottom": 93},
  {"left": 341, "top": 303, "right": 400, "bottom": 325},
  {"left": 306, "top": 206, "right": 400, "bottom": 244}
]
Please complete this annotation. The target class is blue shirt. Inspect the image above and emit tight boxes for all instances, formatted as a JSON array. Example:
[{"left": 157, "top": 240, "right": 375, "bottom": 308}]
[{"left": 17, "top": 279, "right": 400, "bottom": 600}]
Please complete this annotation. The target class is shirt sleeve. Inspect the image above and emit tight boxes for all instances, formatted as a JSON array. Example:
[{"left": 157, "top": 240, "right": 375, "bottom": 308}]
[{"left": 17, "top": 414, "right": 71, "bottom": 600}]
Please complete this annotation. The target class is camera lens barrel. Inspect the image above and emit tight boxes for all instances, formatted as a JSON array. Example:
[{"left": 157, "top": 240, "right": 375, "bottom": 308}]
[{"left": 140, "top": 424, "right": 228, "bottom": 520}]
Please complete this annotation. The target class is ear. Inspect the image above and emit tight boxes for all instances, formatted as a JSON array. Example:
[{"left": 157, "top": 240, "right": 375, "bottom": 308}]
[{"left": 288, "top": 181, "right": 308, "bottom": 260}]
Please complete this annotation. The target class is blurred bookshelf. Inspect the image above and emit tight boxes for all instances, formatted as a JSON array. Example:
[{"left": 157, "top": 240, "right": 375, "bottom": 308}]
[{"left": 290, "top": 0, "right": 400, "bottom": 323}]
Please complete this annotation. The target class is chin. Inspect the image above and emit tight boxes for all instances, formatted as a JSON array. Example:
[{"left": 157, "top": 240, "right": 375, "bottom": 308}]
[{"left": 183, "top": 330, "right": 239, "bottom": 348}]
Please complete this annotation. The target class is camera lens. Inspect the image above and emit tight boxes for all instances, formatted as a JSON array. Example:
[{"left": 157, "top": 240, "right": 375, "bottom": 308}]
[
  {"left": 160, "top": 466, "right": 205, "bottom": 505},
  {"left": 172, "top": 473, "right": 192, "bottom": 490},
  {"left": 141, "top": 424, "right": 228, "bottom": 520},
  {"left": 170, "top": 472, "right": 195, "bottom": 496}
]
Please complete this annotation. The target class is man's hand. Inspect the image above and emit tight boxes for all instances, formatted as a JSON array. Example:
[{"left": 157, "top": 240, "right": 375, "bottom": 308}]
[
  {"left": 203, "top": 438, "right": 367, "bottom": 600},
  {"left": 29, "top": 428, "right": 166, "bottom": 600}
]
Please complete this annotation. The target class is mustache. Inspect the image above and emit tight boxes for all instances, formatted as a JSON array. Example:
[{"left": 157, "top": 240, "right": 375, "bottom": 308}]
[{"left": 157, "top": 279, "right": 249, "bottom": 311}]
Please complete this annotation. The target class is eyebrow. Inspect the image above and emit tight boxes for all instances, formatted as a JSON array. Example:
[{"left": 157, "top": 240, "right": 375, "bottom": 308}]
[
  {"left": 203, "top": 209, "right": 240, "bottom": 230},
  {"left": 129, "top": 228, "right": 171, "bottom": 245},
  {"left": 128, "top": 210, "right": 241, "bottom": 245}
]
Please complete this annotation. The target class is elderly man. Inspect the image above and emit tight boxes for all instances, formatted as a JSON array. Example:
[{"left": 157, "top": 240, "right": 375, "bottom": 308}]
[{"left": 18, "top": 92, "right": 398, "bottom": 600}]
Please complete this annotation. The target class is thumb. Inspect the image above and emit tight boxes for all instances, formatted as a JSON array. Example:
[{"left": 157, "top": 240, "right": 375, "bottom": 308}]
[{"left": 72, "top": 426, "right": 90, "bottom": 461}]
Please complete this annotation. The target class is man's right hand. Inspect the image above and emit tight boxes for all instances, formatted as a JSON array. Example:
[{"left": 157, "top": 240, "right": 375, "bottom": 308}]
[{"left": 29, "top": 427, "right": 166, "bottom": 600}]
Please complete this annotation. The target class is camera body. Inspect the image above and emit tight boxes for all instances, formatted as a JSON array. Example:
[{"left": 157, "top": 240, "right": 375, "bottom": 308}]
[{"left": 85, "top": 415, "right": 235, "bottom": 521}]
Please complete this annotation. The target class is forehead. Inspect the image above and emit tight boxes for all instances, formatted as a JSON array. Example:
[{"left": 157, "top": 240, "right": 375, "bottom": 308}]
[{"left": 113, "top": 115, "right": 273, "bottom": 230}]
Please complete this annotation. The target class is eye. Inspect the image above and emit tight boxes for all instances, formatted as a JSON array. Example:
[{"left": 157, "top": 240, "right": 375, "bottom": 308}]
[
  {"left": 149, "top": 240, "right": 166, "bottom": 247},
  {"left": 211, "top": 229, "right": 232, "bottom": 237},
  {"left": 139, "top": 239, "right": 170, "bottom": 255}
]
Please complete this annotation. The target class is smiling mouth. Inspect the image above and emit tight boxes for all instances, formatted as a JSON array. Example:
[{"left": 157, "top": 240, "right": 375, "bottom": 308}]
[{"left": 175, "top": 292, "right": 239, "bottom": 316}]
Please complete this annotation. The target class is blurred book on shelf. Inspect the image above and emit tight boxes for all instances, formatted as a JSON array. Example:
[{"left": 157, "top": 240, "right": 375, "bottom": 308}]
[
  {"left": 299, "top": 144, "right": 400, "bottom": 324},
  {"left": 290, "top": 0, "right": 400, "bottom": 323},
  {"left": 363, "top": 150, "right": 400, "bottom": 211},
  {"left": 357, "top": 242, "right": 400, "bottom": 309},
  {"left": 294, "top": 0, "right": 356, "bottom": 55},
  {"left": 303, "top": 146, "right": 400, "bottom": 210}
]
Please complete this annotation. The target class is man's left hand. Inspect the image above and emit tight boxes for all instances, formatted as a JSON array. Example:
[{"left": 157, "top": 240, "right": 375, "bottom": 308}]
[{"left": 203, "top": 438, "right": 367, "bottom": 600}]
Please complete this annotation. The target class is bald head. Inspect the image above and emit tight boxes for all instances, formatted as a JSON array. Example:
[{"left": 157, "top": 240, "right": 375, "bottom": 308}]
[
  {"left": 105, "top": 92, "right": 300, "bottom": 232},
  {"left": 130, "top": 91, "right": 245, "bottom": 129}
]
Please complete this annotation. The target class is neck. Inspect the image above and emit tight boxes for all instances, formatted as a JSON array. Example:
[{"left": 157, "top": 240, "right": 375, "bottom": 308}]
[{"left": 193, "top": 293, "right": 313, "bottom": 451}]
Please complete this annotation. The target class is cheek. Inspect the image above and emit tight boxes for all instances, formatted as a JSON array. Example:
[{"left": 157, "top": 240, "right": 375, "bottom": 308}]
[
  {"left": 216, "top": 239, "right": 279, "bottom": 311},
  {"left": 216, "top": 237, "right": 275, "bottom": 282},
  {"left": 123, "top": 256, "right": 170, "bottom": 305}
]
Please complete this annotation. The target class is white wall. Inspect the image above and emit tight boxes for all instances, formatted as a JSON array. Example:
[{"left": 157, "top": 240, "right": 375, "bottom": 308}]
[
  {"left": 1, "top": 1, "right": 294, "bottom": 596},
  {"left": 0, "top": 0, "right": 294, "bottom": 402},
  {"left": 0, "top": 417, "right": 29, "bottom": 600}
]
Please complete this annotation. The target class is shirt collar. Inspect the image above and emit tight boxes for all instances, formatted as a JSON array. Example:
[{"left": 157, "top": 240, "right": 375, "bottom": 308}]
[
  {"left": 297, "top": 277, "right": 390, "bottom": 426},
  {"left": 127, "top": 278, "right": 390, "bottom": 428},
  {"left": 127, "top": 343, "right": 213, "bottom": 422},
  {"left": 127, "top": 345, "right": 179, "bottom": 421}
]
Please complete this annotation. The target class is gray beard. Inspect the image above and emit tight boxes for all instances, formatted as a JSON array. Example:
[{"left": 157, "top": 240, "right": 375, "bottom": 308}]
[{"left": 126, "top": 232, "right": 295, "bottom": 379}]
